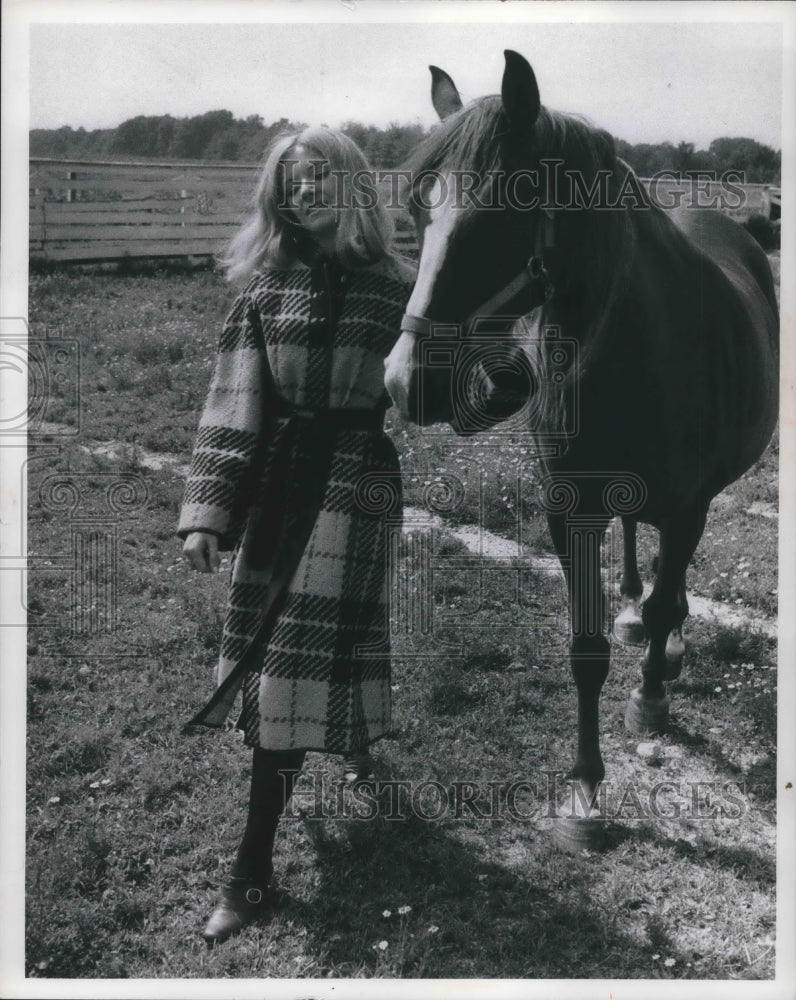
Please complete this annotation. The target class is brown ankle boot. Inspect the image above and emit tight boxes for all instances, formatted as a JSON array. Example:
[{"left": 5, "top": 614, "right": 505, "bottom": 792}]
[{"left": 202, "top": 876, "right": 273, "bottom": 944}]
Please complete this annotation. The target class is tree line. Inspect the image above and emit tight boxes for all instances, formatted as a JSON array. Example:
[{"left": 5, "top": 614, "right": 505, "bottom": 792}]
[{"left": 30, "top": 110, "right": 781, "bottom": 183}]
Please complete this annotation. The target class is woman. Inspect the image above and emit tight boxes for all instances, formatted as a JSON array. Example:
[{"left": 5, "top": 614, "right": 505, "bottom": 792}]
[{"left": 178, "top": 127, "right": 414, "bottom": 943}]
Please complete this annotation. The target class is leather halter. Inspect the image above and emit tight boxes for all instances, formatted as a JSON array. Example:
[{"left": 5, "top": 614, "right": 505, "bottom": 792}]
[{"left": 400, "top": 208, "right": 555, "bottom": 339}]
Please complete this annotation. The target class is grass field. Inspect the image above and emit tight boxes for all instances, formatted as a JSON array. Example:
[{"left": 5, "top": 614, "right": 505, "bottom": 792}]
[{"left": 24, "top": 259, "right": 779, "bottom": 980}]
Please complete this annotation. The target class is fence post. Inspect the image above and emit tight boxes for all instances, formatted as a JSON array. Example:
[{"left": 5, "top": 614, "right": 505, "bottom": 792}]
[{"left": 65, "top": 170, "right": 75, "bottom": 203}]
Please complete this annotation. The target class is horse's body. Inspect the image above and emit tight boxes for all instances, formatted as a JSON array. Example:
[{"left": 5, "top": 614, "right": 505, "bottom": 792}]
[
  {"left": 547, "top": 203, "right": 777, "bottom": 519},
  {"left": 383, "top": 52, "right": 778, "bottom": 848}
]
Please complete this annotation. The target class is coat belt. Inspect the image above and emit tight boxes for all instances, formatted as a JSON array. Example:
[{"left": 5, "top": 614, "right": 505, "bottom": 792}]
[{"left": 272, "top": 396, "right": 388, "bottom": 430}]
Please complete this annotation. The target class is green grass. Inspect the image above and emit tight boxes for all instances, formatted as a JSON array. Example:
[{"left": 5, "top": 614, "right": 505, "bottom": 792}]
[
  {"left": 28, "top": 267, "right": 233, "bottom": 453},
  {"left": 25, "top": 265, "right": 778, "bottom": 980}
]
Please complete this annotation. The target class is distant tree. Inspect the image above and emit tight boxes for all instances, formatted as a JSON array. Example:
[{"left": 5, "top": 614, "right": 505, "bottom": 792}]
[
  {"left": 48, "top": 126, "right": 75, "bottom": 158},
  {"left": 379, "top": 123, "right": 425, "bottom": 167},
  {"left": 341, "top": 121, "right": 372, "bottom": 156},
  {"left": 615, "top": 137, "right": 779, "bottom": 184},
  {"left": 91, "top": 129, "right": 117, "bottom": 158},
  {"left": 674, "top": 141, "right": 695, "bottom": 173},
  {"left": 707, "top": 137, "right": 780, "bottom": 183},
  {"left": 171, "top": 110, "right": 236, "bottom": 159},
  {"left": 635, "top": 142, "right": 678, "bottom": 176},
  {"left": 30, "top": 113, "right": 778, "bottom": 184},
  {"left": 156, "top": 116, "right": 176, "bottom": 157},
  {"left": 30, "top": 129, "right": 54, "bottom": 157},
  {"left": 262, "top": 117, "right": 304, "bottom": 151},
  {"left": 340, "top": 121, "right": 425, "bottom": 167},
  {"left": 204, "top": 129, "right": 241, "bottom": 161},
  {"left": 111, "top": 116, "right": 162, "bottom": 157}
]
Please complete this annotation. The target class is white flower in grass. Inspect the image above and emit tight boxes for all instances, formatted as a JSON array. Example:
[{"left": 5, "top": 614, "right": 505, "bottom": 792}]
[
  {"left": 428, "top": 925, "right": 439, "bottom": 934},
  {"left": 373, "top": 940, "right": 388, "bottom": 951},
  {"left": 398, "top": 905, "right": 412, "bottom": 915},
  {"left": 664, "top": 957, "right": 676, "bottom": 967},
  {"left": 382, "top": 909, "right": 392, "bottom": 918}
]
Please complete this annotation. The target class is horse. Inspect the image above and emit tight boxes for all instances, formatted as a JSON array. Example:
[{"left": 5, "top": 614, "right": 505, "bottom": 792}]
[{"left": 383, "top": 50, "right": 779, "bottom": 850}]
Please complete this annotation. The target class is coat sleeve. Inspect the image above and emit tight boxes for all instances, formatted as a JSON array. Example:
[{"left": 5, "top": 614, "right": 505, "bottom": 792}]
[{"left": 177, "top": 288, "right": 271, "bottom": 550}]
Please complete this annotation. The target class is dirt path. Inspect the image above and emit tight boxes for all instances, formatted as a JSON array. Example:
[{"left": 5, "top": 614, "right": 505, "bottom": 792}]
[{"left": 403, "top": 506, "right": 777, "bottom": 639}]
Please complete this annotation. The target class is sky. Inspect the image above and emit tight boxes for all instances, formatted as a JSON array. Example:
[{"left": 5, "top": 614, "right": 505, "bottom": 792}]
[{"left": 25, "top": 8, "right": 785, "bottom": 150}]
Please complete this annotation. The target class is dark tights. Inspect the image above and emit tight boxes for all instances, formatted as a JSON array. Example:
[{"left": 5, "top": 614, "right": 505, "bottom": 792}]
[{"left": 230, "top": 748, "right": 306, "bottom": 883}]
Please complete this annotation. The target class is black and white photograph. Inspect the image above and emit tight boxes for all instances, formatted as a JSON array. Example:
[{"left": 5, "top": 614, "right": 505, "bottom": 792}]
[{"left": 1, "top": 1, "right": 794, "bottom": 996}]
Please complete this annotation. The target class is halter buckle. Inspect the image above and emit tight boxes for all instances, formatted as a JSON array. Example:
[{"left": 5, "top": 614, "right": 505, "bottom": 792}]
[
  {"left": 527, "top": 256, "right": 554, "bottom": 302},
  {"left": 527, "top": 255, "right": 547, "bottom": 280}
]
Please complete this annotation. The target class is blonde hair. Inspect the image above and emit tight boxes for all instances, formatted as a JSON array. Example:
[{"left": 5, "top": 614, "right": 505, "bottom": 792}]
[{"left": 220, "top": 127, "right": 398, "bottom": 282}]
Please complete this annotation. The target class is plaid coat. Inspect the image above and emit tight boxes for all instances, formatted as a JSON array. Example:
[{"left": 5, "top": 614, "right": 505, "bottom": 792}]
[{"left": 178, "top": 256, "right": 413, "bottom": 753}]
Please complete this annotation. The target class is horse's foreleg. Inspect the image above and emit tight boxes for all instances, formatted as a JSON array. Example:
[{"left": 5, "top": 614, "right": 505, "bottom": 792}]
[
  {"left": 664, "top": 575, "right": 688, "bottom": 679},
  {"left": 625, "top": 504, "right": 707, "bottom": 734},
  {"left": 548, "top": 512, "right": 611, "bottom": 851},
  {"left": 613, "top": 516, "right": 647, "bottom": 645}
]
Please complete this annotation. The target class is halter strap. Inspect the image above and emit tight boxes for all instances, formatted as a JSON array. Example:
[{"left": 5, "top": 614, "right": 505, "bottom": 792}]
[{"left": 400, "top": 208, "right": 555, "bottom": 339}]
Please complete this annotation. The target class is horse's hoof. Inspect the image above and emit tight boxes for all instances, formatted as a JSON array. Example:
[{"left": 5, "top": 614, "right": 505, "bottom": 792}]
[
  {"left": 614, "top": 619, "right": 647, "bottom": 645},
  {"left": 624, "top": 687, "right": 670, "bottom": 735},
  {"left": 665, "top": 629, "right": 686, "bottom": 680},
  {"left": 551, "top": 813, "right": 606, "bottom": 853},
  {"left": 613, "top": 602, "right": 647, "bottom": 645}
]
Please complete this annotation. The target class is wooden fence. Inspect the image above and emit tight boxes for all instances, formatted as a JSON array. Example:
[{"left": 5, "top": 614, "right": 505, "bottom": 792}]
[
  {"left": 29, "top": 157, "right": 778, "bottom": 264},
  {"left": 29, "top": 158, "right": 270, "bottom": 262},
  {"left": 28, "top": 157, "right": 418, "bottom": 264}
]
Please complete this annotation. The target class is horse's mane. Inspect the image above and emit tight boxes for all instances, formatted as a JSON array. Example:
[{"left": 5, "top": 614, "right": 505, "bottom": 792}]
[
  {"left": 403, "top": 95, "right": 674, "bottom": 436},
  {"left": 404, "top": 96, "right": 506, "bottom": 181},
  {"left": 405, "top": 95, "right": 626, "bottom": 212}
]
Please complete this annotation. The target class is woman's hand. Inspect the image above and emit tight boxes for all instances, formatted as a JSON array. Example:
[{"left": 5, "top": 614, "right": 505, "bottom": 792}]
[{"left": 183, "top": 531, "right": 221, "bottom": 573}]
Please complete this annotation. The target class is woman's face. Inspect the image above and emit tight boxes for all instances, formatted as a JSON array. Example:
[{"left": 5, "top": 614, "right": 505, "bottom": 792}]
[{"left": 281, "top": 144, "right": 340, "bottom": 239}]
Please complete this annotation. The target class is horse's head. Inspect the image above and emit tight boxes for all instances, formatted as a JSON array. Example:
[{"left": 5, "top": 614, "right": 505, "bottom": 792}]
[{"left": 384, "top": 51, "right": 549, "bottom": 428}]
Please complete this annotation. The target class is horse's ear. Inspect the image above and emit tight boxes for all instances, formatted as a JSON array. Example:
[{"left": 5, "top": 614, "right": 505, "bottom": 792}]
[
  {"left": 430, "top": 65, "right": 463, "bottom": 120},
  {"left": 501, "top": 50, "right": 540, "bottom": 132}
]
